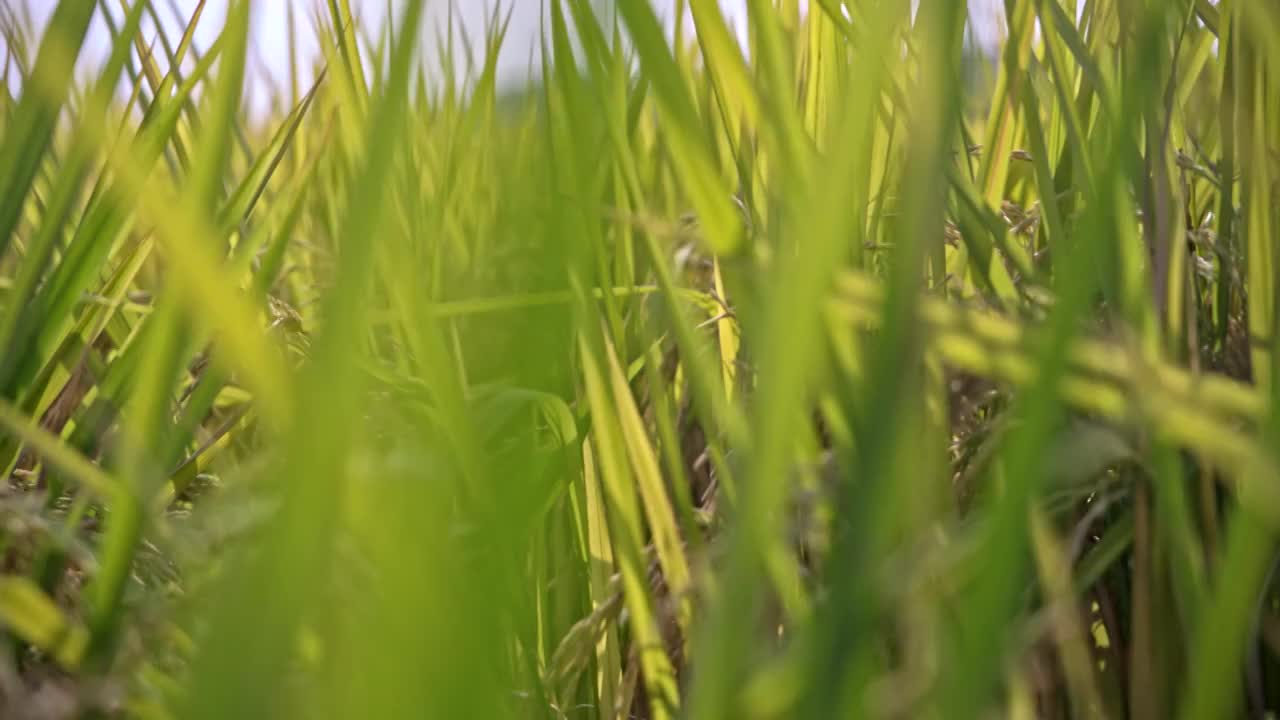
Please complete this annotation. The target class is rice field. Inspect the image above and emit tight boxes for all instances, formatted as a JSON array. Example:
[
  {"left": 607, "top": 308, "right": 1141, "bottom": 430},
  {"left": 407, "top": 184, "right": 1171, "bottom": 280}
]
[{"left": 1, "top": 0, "right": 1278, "bottom": 718}]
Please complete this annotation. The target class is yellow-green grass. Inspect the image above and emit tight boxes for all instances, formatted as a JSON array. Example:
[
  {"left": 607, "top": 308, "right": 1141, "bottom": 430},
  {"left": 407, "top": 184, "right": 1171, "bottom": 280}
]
[{"left": 0, "top": 1, "right": 1277, "bottom": 718}]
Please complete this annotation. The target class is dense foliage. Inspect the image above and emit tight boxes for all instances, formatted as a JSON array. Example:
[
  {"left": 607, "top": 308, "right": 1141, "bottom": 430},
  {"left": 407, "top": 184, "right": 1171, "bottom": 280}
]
[{"left": 1, "top": 1, "right": 1278, "bottom": 718}]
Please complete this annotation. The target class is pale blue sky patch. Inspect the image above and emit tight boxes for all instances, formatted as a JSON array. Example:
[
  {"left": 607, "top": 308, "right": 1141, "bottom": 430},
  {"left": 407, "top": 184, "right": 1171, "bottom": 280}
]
[{"left": 7, "top": 1, "right": 1004, "bottom": 113}]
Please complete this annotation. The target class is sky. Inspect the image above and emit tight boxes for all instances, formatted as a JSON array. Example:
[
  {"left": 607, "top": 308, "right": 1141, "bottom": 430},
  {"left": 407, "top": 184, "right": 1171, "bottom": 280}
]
[{"left": 7, "top": 1, "right": 1006, "bottom": 109}]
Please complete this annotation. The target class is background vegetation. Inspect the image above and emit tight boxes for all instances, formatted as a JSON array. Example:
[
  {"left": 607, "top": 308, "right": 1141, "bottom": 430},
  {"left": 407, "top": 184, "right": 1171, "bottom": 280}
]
[{"left": 0, "top": 0, "right": 1276, "bottom": 717}]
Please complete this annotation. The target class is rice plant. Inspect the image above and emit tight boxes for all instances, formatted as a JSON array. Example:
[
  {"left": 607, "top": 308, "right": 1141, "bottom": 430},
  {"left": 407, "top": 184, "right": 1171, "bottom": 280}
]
[{"left": 0, "top": 0, "right": 1278, "bottom": 718}]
